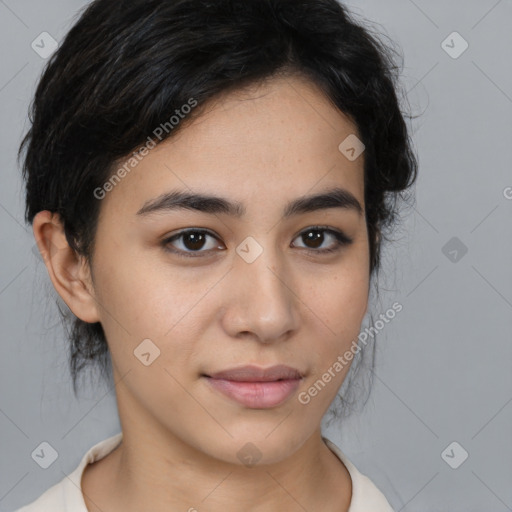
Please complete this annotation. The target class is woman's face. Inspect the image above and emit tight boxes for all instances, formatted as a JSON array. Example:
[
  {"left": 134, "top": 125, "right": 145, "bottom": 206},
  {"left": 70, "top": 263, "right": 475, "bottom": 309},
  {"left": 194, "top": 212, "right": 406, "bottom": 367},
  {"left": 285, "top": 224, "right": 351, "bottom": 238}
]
[{"left": 83, "top": 75, "right": 369, "bottom": 464}]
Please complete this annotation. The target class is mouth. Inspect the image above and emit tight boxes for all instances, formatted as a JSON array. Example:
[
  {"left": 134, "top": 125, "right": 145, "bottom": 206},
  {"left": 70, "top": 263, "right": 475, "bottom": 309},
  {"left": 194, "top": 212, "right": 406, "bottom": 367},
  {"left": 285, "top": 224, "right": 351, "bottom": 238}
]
[
  {"left": 203, "top": 364, "right": 304, "bottom": 382},
  {"left": 201, "top": 364, "right": 304, "bottom": 409}
]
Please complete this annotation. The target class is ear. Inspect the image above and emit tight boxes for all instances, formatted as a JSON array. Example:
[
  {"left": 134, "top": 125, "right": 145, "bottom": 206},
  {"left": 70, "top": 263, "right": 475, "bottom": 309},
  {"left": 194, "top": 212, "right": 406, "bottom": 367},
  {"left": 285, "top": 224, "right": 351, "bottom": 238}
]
[{"left": 32, "top": 211, "right": 101, "bottom": 324}]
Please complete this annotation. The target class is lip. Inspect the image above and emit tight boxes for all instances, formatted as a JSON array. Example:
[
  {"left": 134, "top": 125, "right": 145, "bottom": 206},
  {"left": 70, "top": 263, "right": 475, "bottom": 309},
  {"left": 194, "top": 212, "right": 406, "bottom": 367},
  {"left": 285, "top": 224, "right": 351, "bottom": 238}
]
[
  {"left": 205, "top": 364, "right": 304, "bottom": 382},
  {"left": 203, "top": 364, "right": 304, "bottom": 409}
]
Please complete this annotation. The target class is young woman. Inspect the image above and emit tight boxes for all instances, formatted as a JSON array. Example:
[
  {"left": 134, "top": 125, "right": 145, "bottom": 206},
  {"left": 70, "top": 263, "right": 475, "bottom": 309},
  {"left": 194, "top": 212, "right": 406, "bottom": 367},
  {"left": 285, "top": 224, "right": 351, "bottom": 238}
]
[{"left": 16, "top": 0, "right": 418, "bottom": 510}]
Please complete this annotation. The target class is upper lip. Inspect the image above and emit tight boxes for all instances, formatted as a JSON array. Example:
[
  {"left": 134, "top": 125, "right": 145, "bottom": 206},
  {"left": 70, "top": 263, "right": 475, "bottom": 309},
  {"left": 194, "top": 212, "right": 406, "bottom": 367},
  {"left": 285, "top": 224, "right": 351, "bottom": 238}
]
[{"left": 205, "top": 364, "right": 304, "bottom": 382}]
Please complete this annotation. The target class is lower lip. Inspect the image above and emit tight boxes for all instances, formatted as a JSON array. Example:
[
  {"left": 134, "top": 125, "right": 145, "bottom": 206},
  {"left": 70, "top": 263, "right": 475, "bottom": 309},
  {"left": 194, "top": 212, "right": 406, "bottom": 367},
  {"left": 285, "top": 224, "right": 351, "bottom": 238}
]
[{"left": 204, "top": 377, "right": 301, "bottom": 408}]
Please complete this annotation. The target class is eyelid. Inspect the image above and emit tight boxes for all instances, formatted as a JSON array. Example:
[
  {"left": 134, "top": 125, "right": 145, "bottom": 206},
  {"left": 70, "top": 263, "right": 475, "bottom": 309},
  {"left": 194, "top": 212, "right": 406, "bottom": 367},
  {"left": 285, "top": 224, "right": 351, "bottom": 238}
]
[
  {"left": 294, "top": 225, "right": 353, "bottom": 246},
  {"left": 161, "top": 225, "right": 353, "bottom": 258},
  {"left": 162, "top": 228, "right": 224, "bottom": 257}
]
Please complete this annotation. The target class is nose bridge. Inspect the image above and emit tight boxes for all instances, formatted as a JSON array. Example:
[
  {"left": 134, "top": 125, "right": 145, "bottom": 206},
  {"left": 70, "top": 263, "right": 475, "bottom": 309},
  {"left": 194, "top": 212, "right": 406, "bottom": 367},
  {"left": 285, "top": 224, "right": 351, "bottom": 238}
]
[{"left": 226, "top": 235, "right": 299, "bottom": 341}]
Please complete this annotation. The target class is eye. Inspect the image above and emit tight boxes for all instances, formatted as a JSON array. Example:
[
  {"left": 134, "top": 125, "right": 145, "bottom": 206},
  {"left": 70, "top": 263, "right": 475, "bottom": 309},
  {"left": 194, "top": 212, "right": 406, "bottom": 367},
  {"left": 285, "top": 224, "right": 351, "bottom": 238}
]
[
  {"left": 162, "top": 229, "right": 224, "bottom": 258},
  {"left": 292, "top": 226, "right": 353, "bottom": 254},
  {"left": 161, "top": 226, "right": 353, "bottom": 259}
]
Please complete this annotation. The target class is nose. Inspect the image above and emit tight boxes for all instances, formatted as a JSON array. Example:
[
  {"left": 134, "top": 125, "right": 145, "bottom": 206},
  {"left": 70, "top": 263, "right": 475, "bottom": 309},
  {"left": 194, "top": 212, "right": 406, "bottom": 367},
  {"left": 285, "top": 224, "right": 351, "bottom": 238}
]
[{"left": 220, "top": 241, "right": 300, "bottom": 344}]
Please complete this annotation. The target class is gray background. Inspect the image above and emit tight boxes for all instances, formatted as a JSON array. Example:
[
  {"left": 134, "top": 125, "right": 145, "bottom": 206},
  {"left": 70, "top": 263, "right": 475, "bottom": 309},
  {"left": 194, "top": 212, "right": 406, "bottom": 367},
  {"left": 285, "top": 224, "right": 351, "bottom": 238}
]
[{"left": 1, "top": 1, "right": 511, "bottom": 511}]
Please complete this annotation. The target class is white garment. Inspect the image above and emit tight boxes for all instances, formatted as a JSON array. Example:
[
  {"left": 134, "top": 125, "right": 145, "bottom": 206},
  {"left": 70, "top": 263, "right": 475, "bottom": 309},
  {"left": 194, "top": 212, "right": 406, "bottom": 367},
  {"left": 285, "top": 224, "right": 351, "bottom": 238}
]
[{"left": 15, "top": 432, "right": 394, "bottom": 511}]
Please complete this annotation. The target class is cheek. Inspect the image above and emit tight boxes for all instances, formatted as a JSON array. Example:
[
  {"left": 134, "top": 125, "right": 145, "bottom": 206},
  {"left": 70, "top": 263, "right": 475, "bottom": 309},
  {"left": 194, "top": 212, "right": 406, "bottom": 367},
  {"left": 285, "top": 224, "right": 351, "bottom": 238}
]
[
  {"left": 307, "top": 256, "right": 369, "bottom": 336},
  {"left": 93, "top": 249, "right": 201, "bottom": 335},
  {"left": 303, "top": 256, "right": 369, "bottom": 380},
  {"left": 329, "top": 271, "right": 368, "bottom": 335},
  {"left": 91, "top": 252, "right": 216, "bottom": 378},
  {"left": 295, "top": 278, "right": 368, "bottom": 416},
  {"left": 91, "top": 263, "right": 206, "bottom": 416}
]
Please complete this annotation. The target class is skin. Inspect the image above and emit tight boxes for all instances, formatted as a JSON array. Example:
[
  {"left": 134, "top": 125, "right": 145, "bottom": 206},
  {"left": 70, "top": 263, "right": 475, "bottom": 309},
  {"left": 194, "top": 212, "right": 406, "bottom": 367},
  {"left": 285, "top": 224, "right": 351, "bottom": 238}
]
[{"left": 33, "top": 74, "right": 370, "bottom": 512}]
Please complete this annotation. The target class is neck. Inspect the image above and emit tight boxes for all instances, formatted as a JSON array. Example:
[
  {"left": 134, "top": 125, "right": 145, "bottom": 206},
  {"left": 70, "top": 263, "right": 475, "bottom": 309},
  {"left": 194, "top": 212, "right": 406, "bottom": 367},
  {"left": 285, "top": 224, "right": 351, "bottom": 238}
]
[
  {"left": 112, "top": 430, "right": 349, "bottom": 512},
  {"left": 82, "top": 387, "right": 352, "bottom": 512}
]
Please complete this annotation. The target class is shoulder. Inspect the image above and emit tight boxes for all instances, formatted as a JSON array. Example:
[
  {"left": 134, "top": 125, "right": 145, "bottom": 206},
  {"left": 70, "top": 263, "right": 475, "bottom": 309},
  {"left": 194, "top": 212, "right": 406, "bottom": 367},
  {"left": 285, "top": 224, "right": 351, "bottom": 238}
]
[
  {"left": 13, "top": 432, "right": 123, "bottom": 512},
  {"left": 322, "top": 436, "right": 395, "bottom": 512}
]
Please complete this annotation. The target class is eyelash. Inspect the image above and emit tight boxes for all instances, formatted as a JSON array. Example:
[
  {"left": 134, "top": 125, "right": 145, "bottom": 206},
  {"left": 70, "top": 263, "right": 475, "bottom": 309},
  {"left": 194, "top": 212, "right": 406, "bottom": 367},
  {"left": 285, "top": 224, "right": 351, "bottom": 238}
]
[{"left": 161, "top": 226, "right": 353, "bottom": 259}]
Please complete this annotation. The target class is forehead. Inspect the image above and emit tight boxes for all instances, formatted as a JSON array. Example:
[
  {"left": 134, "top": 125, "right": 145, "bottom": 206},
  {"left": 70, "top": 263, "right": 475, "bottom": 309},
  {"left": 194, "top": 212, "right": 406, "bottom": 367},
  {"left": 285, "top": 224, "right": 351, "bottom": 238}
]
[{"left": 99, "top": 75, "right": 365, "bottom": 220}]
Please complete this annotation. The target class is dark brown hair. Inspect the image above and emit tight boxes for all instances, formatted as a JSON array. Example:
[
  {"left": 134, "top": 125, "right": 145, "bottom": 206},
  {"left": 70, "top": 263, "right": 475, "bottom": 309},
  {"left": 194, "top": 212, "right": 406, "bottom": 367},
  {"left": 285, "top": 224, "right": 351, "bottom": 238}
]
[{"left": 19, "top": 0, "right": 418, "bottom": 406}]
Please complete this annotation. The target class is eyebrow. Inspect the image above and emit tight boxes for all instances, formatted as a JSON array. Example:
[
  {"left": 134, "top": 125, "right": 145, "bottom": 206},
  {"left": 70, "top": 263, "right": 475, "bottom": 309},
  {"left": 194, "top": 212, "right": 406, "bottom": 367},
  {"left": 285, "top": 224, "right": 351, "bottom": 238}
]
[{"left": 136, "top": 186, "right": 363, "bottom": 219}]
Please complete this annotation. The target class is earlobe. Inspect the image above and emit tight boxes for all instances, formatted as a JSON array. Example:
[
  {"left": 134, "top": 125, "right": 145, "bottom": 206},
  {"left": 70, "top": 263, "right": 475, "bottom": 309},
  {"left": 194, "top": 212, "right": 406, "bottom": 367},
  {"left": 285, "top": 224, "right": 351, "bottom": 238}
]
[{"left": 32, "top": 211, "right": 101, "bottom": 324}]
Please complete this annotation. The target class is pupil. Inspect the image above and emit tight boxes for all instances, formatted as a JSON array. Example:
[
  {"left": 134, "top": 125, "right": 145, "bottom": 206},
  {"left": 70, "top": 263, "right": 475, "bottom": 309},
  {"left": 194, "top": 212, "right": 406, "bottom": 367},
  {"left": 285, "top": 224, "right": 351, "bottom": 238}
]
[
  {"left": 184, "top": 232, "right": 205, "bottom": 251},
  {"left": 304, "top": 230, "right": 323, "bottom": 248}
]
